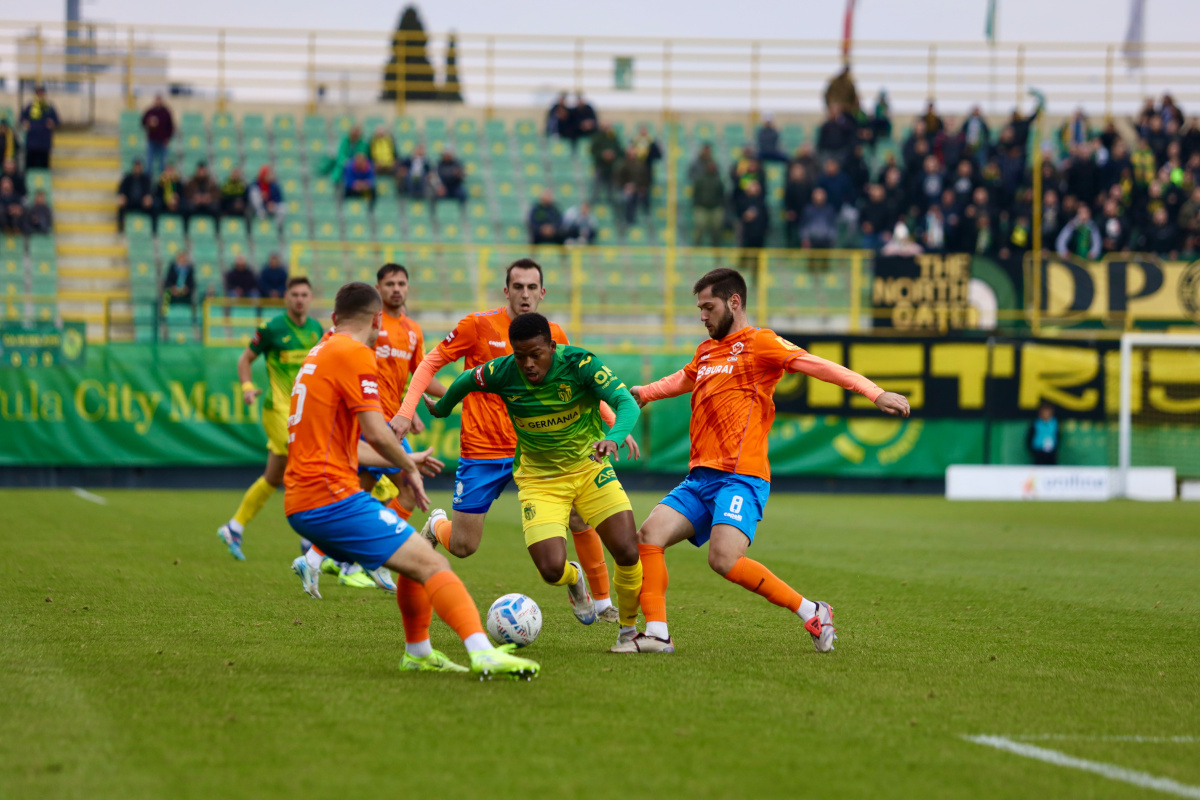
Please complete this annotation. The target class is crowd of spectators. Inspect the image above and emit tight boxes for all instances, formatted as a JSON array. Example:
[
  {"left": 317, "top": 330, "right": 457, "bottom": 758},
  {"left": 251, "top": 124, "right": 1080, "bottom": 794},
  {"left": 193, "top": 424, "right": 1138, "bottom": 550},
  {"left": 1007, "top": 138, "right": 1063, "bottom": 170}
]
[
  {"left": 0, "top": 156, "right": 52, "bottom": 235},
  {"left": 690, "top": 86, "right": 1200, "bottom": 260},
  {"left": 158, "top": 247, "right": 292, "bottom": 307},
  {"left": 527, "top": 189, "right": 597, "bottom": 245},
  {"left": 115, "top": 156, "right": 285, "bottom": 234},
  {"left": 326, "top": 125, "right": 467, "bottom": 206},
  {"left": 0, "top": 86, "right": 58, "bottom": 235}
]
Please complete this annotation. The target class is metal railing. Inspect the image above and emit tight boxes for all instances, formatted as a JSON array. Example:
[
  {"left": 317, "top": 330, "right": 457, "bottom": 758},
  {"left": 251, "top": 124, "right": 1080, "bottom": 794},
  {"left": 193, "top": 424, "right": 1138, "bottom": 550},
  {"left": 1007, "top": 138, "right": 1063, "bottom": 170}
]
[
  {"left": 2, "top": 19, "right": 1198, "bottom": 120},
  {"left": 195, "top": 242, "right": 871, "bottom": 352}
]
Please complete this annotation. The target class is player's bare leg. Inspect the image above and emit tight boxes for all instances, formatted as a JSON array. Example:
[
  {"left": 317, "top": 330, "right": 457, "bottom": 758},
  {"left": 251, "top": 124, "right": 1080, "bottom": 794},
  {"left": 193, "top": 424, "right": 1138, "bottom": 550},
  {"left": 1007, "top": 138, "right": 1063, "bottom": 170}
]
[
  {"left": 610, "top": 503, "right": 693, "bottom": 653},
  {"left": 592, "top": 509, "right": 643, "bottom": 640},
  {"left": 527, "top": 535, "right": 596, "bottom": 625},
  {"left": 569, "top": 507, "right": 616, "bottom": 621},
  {"left": 385, "top": 535, "right": 539, "bottom": 679},
  {"left": 219, "top": 452, "right": 287, "bottom": 560},
  {"left": 708, "top": 524, "right": 836, "bottom": 652}
]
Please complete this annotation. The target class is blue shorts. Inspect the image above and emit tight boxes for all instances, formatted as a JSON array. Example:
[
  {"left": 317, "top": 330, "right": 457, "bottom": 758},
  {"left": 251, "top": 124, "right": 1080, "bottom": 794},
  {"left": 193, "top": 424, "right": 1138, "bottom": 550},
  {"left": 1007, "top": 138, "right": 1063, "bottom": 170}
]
[
  {"left": 287, "top": 491, "right": 416, "bottom": 570},
  {"left": 661, "top": 467, "right": 771, "bottom": 547},
  {"left": 364, "top": 436, "right": 413, "bottom": 479},
  {"left": 453, "top": 457, "right": 514, "bottom": 514}
]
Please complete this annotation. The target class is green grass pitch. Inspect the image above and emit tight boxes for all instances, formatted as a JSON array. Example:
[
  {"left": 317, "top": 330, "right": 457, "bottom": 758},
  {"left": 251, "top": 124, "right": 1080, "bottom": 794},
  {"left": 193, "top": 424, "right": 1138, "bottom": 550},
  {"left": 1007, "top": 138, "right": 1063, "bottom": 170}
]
[{"left": 2, "top": 488, "right": 1197, "bottom": 799}]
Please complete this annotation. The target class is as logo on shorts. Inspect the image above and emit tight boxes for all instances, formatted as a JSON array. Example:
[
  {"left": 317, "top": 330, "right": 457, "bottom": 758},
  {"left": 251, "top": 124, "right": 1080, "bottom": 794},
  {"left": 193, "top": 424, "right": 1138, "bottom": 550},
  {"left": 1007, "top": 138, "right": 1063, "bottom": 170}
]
[
  {"left": 594, "top": 465, "right": 617, "bottom": 488},
  {"left": 522, "top": 503, "right": 537, "bottom": 521}
]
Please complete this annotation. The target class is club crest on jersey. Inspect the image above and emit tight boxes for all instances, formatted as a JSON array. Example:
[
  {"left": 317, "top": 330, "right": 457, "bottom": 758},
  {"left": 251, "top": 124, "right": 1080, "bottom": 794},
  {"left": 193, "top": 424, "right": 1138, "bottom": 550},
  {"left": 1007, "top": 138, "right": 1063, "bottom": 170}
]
[
  {"left": 522, "top": 503, "right": 537, "bottom": 521},
  {"left": 359, "top": 375, "right": 379, "bottom": 397},
  {"left": 731, "top": 341, "right": 745, "bottom": 355},
  {"left": 557, "top": 383, "right": 572, "bottom": 402}
]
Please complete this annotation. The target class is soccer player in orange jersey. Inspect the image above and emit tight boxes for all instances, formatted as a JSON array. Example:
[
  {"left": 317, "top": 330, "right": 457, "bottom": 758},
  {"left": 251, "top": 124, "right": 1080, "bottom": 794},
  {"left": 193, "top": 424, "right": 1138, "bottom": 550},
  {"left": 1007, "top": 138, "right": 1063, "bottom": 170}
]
[
  {"left": 300, "top": 263, "right": 444, "bottom": 593},
  {"left": 285, "top": 282, "right": 540, "bottom": 678},
  {"left": 611, "top": 268, "right": 910, "bottom": 654},
  {"left": 359, "top": 262, "right": 446, "bottom": 518},
  {"left": 392, "top": 258, "right": 637, "bottom": 624}
]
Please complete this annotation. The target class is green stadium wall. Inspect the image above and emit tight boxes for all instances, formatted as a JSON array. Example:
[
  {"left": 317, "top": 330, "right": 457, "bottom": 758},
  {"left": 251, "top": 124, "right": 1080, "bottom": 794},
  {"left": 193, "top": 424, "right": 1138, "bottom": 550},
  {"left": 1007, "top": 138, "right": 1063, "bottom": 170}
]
[{"left": 0, "top": 345, "right": 1118, "bottom": 477}]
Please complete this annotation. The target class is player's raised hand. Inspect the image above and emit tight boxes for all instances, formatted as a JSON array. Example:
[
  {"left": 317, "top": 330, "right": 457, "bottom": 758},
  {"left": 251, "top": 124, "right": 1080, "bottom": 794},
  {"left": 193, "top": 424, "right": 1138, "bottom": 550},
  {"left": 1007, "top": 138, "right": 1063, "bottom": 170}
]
[
  {"left": 389, "top": 412, "right": 412, "bottom": 438},
  {"left": 401, "top": 468, "right": 431, "bottom": 512},
  {"left": 630, "top": 386, "right": 648, "bottom": 408},
  {"left": 410, "top": 447, "right": 444, "bottom": 477},
  {"left": 622, "top": 435, "right": 641, "bottom": 460},
  {"left": 875, "top": 391, "right": 911, "bottom": 418},
  {"left": 592, "top": 439, "right": 620, "bottom": 462},
  {"left": 242, "top": 387, "right": 261, "bottom": 407}
]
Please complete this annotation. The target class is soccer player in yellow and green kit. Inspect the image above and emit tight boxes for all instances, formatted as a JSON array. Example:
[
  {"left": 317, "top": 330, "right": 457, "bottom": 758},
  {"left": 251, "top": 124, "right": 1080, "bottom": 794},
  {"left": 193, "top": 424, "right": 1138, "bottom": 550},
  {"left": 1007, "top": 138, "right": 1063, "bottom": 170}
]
[
  {"left": 216, "top": 276, "right": 323, "bottom": 559},
  {"left": 424, "top": 312, "right": 645, "bottom": 647}
]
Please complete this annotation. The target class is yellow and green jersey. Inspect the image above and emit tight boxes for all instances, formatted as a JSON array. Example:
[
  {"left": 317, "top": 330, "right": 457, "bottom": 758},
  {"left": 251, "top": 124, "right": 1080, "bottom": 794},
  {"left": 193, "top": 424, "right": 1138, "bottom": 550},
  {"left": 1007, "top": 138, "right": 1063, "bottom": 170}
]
[
  {"left": 432, "top": 345, "right": 639, "bottom": 478},
  {"left": 248, "top": 314, "right": 324, "bottom": 411}
]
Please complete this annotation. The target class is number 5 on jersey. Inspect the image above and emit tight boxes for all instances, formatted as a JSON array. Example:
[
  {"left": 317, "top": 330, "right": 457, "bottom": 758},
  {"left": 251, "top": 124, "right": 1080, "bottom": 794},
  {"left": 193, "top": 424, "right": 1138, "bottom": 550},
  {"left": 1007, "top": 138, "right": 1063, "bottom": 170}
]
[{"left": 289, "top": 364, "right": 318, "bottom": 431}]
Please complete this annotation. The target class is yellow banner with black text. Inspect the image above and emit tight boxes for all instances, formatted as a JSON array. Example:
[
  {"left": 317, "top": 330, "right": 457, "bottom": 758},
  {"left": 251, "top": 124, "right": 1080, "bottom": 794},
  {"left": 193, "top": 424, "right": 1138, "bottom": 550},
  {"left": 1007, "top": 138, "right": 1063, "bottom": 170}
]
[{"left": 774, "top": 335, "right": 1200, "bottom": 421}]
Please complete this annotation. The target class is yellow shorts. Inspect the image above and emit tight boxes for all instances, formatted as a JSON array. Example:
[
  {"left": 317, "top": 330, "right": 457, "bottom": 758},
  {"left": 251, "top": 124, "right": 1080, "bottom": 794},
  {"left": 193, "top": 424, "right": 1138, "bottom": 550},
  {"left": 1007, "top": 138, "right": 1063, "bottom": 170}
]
[
  {"left": 263, "top": 408, "right": 289, "bottom": 456},
  {"left": 517, "top": 459, "right": 633, "bottom": 547}
]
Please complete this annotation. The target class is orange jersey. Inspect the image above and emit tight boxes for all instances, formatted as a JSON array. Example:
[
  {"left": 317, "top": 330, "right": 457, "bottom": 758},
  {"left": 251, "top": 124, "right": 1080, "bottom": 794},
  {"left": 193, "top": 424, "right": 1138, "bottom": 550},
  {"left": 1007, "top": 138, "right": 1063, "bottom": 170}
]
[
  {"left": 375, "top": 310, "right": 424, "bottom": 419},
  {"left": 682, "top": 327, "right": 808, "bottom": 482},
  {"left": 283, "top": 333, "right": 382, "bottom": 516},
  {"left": 435, "top": 307, "right": 568, "bottom": 460}
]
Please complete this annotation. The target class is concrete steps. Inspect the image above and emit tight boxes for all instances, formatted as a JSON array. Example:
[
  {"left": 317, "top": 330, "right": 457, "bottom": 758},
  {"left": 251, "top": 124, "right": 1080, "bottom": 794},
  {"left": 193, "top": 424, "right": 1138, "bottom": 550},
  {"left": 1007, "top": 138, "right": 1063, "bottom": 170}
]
[{"left": 53, "top": 133, "right": 129, "bottom": 342}]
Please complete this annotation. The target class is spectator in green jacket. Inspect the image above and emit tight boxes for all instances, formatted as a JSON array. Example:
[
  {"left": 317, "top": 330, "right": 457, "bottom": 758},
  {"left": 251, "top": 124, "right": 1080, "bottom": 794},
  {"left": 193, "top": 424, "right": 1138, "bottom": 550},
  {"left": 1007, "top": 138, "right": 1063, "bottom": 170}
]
[
  {"left": 614, "top": 144, "right": 650, "bottom": 225},
  {"left": 589, "top": 122, "right": 622, "bottom": 205},
  {"left": 691, "top": 159, "right": 725, "bottom": 248},
  {"left": 330, "top": 125, "right": 369, "bottom": 186}
]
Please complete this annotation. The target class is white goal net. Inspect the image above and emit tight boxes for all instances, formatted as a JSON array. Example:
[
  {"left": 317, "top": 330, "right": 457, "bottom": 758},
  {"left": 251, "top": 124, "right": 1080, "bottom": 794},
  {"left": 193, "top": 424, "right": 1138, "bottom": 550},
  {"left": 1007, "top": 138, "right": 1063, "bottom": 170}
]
[{"left": 1118, "top": 333, "right": 1200, "bottom": 496}]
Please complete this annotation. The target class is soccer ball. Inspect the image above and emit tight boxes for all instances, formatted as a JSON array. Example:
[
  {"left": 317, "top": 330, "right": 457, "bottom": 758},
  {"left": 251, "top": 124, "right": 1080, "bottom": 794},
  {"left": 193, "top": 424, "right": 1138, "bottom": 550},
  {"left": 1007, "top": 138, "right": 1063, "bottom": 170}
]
[{"left": 486, "top": 593, "right": 542, "bottom": 648}]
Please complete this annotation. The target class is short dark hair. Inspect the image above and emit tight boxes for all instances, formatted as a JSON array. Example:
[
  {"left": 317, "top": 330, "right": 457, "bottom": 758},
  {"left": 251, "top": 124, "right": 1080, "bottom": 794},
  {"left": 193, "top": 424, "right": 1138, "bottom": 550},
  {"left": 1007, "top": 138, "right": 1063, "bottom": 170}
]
[
  {"left": 509, "top": 312, "right": 552, "bottom": 345},
  {"left": 286, "top": 276, "right": 311, "bottom": 291},
  {"left": 333, "top": 281, "right": 381, "bottom": 320},
  {"left": 377, "top": 262, "right": 408, "bottom": 282},
  {"left": 505, "top": 258, "right": 544, "bottom": 288},
  {"left": 693, "top": 267, "right": 748, "bottom": 307}
]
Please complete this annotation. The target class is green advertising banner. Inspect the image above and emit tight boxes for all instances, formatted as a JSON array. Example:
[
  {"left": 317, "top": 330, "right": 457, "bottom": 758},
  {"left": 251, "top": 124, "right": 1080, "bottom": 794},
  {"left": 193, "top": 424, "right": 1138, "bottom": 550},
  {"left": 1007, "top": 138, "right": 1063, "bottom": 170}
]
[
  {"left": 1, "top": 345, "right": 1016, "bottom": 478},
  {"left": 0, "top": 321, "right": 87, "bottom": 367}
]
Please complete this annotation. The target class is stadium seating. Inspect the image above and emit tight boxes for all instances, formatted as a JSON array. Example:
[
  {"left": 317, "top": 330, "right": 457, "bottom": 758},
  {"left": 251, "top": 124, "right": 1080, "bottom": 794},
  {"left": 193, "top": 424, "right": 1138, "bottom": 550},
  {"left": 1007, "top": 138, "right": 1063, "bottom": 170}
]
[{"left": 97, "top": 108, "right": 921, "bottom": 343}]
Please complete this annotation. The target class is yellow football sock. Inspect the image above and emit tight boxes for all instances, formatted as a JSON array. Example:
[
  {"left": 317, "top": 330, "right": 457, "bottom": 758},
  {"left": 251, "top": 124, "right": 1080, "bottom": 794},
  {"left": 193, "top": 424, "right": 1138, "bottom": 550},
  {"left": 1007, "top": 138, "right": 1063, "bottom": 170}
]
[
  {"left": 233, "top": 477, "right": 276, "bottom": 527},
  {"left": 613, "top": 560, "right": 643, "bottom": 627},
  {"left": 549, "top": 560, "right": 580, "bottom": 587},
  {"left": 370, "top": 475, "right": 400, "bottom": 504}
]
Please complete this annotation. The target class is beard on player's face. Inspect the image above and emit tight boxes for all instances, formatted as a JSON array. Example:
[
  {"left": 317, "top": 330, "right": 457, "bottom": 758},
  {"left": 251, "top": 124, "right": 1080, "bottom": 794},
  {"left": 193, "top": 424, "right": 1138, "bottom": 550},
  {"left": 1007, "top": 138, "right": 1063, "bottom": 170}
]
[{"left": 708, "top": 301, "right": 734, "bottom": 340}]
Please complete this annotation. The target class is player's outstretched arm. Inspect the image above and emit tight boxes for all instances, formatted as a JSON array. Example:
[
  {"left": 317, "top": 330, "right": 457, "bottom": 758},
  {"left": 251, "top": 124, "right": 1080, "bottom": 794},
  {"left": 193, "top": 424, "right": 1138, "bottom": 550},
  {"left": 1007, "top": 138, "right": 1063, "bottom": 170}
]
[
  {"left": 236, "top": 347, "right": 261, "bottom": 406},
  {"left": 358, "top": 409, "right": 431, "bottom": 511},
  {"left": 784, "top": 352, "right": 910, "bottom": 418},
  {"left": 582, "top": 354, "right": 641, "bottom": 461},
  {"left": 425, "top": 366, "right": 483, "bottom": 418},
  {"left": 394, "top": 347, "right": 451, "bottom": 435},
  {"left": 631, "top": 368, "right": 694, "bottom": 408}
]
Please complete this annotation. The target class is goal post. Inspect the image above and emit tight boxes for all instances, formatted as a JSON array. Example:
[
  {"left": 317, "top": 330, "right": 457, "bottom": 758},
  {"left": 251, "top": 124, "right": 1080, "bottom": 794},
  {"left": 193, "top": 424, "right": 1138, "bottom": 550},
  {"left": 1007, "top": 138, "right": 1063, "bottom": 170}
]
[{"left": 1118, "top": 332, "right": 1200, "bottom": 498}]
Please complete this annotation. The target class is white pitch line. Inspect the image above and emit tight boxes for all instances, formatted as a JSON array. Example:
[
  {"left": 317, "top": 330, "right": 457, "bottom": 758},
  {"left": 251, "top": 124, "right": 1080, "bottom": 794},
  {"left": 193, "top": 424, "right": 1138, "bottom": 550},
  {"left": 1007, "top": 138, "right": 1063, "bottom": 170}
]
[
  {"left": 963, "top": 736, "right": 1200, "bottom": 799},
  {"left": 71, "top": 487, "right": 108, "bottom": 505},
  {"left": 1011, "top": 735, "right": 1199, "bottom": 744}
]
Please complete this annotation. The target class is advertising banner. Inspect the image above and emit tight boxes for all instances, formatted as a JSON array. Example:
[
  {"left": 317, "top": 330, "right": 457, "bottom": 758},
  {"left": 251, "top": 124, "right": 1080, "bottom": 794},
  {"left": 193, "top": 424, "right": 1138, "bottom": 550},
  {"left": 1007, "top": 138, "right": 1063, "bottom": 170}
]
[
  {"left": 871, "top": 253, "right": 976, "bottom": 331},
  {"left": 1041, "top": 255, "right": 1200, "bottom": 323}
]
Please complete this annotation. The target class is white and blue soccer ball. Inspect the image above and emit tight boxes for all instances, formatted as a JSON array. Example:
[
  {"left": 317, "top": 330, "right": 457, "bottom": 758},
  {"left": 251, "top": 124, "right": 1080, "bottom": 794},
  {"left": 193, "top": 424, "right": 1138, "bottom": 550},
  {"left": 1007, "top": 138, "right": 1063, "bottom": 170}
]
[{"left": 486, "top": 593, "right": 542, "bottom": 648}]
